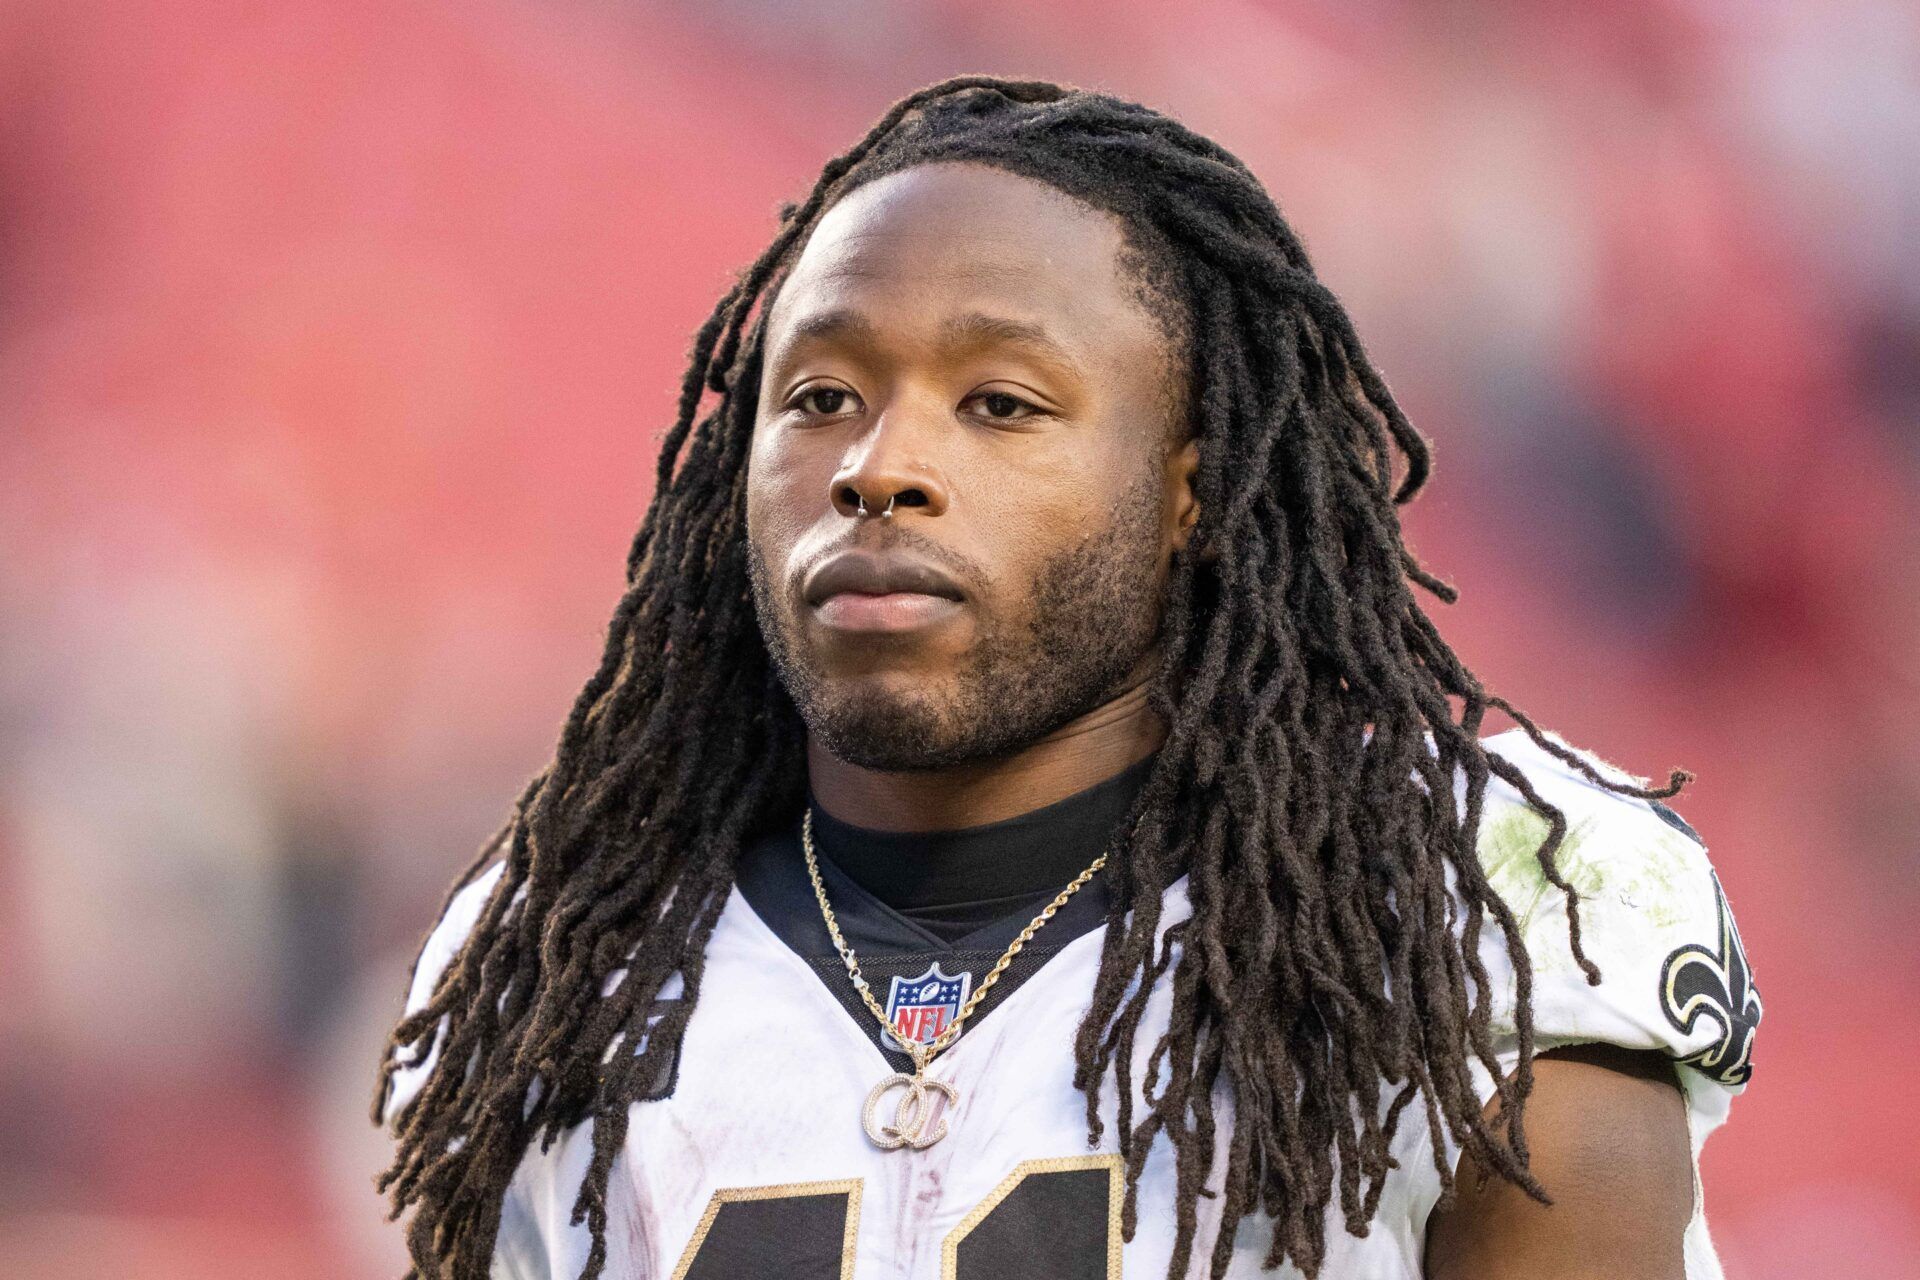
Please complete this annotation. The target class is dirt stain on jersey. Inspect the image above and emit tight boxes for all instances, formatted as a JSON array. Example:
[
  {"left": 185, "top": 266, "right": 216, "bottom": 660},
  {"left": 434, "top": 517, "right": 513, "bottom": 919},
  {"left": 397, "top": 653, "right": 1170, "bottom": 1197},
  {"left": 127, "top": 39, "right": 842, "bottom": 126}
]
[{"left": 613, "top": 1155, "right": 660, "bottom": 1277}]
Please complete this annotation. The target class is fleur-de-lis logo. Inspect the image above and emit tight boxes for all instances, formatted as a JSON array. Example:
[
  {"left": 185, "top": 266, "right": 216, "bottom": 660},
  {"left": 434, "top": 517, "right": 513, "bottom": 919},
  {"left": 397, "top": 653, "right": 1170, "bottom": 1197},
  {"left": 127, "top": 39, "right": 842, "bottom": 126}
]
[{"left": 1660, "top": 872, "right": 1762, "bottom": 1086}]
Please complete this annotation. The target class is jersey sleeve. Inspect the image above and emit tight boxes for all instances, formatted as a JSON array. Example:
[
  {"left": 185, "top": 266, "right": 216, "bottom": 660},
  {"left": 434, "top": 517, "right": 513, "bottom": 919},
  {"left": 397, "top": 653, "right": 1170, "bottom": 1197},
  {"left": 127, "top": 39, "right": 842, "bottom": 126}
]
[
  {"left": 1430, "top": 729, "right": 1761, "bottom": 1278},
  {"left": 1464, "top": 730, "right": 1761, "bottom": 1115},
  {"left": 379, "top": 859, "right": 510, "bottom": 1133}
]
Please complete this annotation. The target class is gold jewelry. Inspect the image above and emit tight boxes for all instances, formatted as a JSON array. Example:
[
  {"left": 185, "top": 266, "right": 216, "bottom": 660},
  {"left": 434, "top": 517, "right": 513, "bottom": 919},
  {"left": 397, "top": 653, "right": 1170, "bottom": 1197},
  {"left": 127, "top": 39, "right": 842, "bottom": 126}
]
[{"left": 801, "top": 806, "right": 1106, "bottom": 1149}]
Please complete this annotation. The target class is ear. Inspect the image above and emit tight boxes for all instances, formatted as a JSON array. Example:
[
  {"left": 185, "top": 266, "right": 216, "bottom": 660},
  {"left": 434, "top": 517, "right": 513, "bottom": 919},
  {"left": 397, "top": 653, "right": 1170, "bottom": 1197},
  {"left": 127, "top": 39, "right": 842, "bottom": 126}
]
[{"left": 1164, "top": 436, "right": 1202, "bottom": 555}]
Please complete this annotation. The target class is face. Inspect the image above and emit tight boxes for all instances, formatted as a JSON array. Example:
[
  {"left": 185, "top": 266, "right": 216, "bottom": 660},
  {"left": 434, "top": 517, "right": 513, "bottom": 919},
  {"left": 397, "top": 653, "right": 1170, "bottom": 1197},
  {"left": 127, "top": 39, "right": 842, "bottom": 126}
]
[{"left": 746, "top": 161, "right": 1199, "bottom": 771}]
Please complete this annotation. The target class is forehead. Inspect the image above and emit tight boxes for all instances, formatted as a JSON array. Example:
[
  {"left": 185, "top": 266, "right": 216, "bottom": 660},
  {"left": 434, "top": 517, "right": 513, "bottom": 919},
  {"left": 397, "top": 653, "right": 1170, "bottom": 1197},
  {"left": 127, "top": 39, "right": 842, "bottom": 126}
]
[{"left": 763, "top": 161, "right": 1164, "bottom": 361}]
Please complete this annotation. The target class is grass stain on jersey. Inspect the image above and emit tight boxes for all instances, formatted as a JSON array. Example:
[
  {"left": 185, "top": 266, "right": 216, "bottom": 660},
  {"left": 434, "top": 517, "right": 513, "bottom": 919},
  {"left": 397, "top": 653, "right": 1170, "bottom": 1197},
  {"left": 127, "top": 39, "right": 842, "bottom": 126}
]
[
  {"left": 1476, "top": 805, "right": 1600, "bottom": 929},
  {"left": 1476, "top": 799, "right": 1700, "bottom": 940},
  {"left": 1468, "top": 792, "right": 1712, "bottom": 1042}
]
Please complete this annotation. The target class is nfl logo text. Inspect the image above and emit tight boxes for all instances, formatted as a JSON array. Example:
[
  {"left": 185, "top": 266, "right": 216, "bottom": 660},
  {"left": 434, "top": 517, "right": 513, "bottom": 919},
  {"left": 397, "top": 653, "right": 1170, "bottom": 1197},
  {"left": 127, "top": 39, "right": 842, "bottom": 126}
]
[{"left": 883, "top": 964, "right": 972, "bottom": 1048}]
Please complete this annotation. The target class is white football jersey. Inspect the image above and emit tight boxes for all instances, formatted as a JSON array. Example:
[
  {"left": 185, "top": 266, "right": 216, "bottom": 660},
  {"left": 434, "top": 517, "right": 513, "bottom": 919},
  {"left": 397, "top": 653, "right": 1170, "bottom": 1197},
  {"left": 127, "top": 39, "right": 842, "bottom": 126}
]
[{"left": 384, "top": 728, "right": 1760, "bottom": 1279}]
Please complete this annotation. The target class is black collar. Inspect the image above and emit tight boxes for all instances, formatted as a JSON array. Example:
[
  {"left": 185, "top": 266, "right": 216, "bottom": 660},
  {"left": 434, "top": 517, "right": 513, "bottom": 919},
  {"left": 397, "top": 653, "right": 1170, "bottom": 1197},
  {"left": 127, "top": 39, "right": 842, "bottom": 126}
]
[
  {"left": 730, "top": 753, "right": 1157, "bottom": 1069},
  {"left": 804, "top": 751, "right": 1157, "bottom": 943}
]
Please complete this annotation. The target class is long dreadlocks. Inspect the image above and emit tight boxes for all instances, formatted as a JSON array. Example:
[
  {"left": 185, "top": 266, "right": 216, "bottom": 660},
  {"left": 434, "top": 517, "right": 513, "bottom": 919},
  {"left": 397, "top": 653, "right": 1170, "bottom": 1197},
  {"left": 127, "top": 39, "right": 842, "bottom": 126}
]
[{"left": 372, "top": 76, "right": 1689, "bottom": 1280}]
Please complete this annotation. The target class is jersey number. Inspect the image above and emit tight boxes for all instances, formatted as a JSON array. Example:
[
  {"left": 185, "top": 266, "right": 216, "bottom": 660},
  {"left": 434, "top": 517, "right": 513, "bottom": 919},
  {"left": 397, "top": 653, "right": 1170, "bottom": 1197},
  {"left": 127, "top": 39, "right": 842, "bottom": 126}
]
[{"left": 671, "top": 1155, "right": 1122, "bottom": 1280}]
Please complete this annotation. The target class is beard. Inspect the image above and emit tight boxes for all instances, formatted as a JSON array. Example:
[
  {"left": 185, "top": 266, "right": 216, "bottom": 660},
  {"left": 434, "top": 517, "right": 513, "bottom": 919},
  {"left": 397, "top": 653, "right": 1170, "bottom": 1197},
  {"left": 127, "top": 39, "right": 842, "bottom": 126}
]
[{"left": 748, "top": 468, "right": 1168, "bottom": 772}]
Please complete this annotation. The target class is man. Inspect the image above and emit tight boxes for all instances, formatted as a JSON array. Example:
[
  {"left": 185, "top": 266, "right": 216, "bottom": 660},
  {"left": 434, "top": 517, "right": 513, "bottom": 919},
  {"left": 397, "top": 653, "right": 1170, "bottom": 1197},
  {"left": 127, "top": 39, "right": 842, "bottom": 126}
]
[{"left": 375, "top": 77, "right": 1760, "bottom": 1280}]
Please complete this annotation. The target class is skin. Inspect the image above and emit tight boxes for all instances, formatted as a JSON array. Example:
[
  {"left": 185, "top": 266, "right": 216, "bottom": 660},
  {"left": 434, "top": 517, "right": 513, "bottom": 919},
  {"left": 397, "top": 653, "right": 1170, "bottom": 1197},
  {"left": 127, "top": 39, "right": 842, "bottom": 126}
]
[
  {"left": 746, "top": 160, "right": 1198, "bottom": 832},
  {"left": 743, "top": 159, "right": 1695, "bottom": 1272},
  {"left": 1426, "top": 1043, "right": 1696, "bottom": 1279}
]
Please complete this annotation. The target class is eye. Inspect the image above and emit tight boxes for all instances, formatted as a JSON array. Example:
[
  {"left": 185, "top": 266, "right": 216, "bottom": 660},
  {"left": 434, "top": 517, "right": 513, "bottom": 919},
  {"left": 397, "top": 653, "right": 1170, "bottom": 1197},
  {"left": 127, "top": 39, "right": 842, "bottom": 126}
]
[
  {"left": 965, "top": 390, "right": 1041, "bottom": 422},
  {"left": 790, "top": 385, "right": 861, "bottom": 417}
]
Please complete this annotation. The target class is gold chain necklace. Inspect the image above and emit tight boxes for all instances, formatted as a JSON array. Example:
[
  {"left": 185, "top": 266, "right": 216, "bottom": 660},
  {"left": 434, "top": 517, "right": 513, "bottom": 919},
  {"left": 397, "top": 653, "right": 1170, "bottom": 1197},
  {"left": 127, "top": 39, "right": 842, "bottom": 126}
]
[{"left": 801, "top": 806, "right": 1107, "bottom": 1150}]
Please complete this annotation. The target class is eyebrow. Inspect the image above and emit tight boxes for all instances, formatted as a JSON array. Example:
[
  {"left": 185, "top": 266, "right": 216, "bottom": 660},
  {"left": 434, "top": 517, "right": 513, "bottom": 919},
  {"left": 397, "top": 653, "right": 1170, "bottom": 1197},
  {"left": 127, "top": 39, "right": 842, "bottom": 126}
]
[{"left": 775, "top": 307, "right": 1085, "bottom": 379}]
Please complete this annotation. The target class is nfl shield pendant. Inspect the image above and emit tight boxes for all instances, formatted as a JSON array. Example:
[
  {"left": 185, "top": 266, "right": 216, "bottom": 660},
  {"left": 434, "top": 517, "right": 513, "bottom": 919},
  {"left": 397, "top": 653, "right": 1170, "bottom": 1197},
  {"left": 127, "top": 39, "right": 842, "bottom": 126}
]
[{"left": 882, "top": 963, "right": 971, "bottom": 1051}]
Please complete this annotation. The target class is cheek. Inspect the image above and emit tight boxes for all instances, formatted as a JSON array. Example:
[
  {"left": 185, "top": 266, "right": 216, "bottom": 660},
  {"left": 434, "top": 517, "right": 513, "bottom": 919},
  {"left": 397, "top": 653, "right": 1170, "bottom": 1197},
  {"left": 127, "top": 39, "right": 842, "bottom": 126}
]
[
  {"left": 967, "top": 452, "right": 1140, "bottom": 617},
  {"left": 1027, "top": 419, "right": 1154, "bottom": 534},
  {"left": 745, "top": 426, "right": 817, "bottom": 570}
]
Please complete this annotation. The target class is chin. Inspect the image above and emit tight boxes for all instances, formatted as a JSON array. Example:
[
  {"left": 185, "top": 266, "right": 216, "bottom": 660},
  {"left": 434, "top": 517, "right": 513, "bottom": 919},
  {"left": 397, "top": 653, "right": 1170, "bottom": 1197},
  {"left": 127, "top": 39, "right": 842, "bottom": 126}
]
[{"left": 802, "top": 677, "right": 979, "bottom": 772}]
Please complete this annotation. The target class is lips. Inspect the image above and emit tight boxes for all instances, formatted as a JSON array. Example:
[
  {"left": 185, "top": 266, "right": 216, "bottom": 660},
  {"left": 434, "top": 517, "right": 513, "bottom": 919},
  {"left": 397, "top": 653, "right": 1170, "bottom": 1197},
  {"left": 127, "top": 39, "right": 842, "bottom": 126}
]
[
  {"left": 802, "top": 549, "right": 966, "bottom": 607},
  {"left": 800, "top": 548, "right": 967, "bottom": 635}
]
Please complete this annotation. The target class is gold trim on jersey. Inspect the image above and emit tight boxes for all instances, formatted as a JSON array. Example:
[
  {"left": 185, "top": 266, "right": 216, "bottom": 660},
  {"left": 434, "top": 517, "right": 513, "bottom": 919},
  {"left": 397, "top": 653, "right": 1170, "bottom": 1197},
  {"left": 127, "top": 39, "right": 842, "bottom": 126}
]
[
  {"left": 940, "top": 1154, "right": 1123, "bottom": 1279},
  {"left": 669, "top": 1178, "right": 863, "bottom": 1280}
]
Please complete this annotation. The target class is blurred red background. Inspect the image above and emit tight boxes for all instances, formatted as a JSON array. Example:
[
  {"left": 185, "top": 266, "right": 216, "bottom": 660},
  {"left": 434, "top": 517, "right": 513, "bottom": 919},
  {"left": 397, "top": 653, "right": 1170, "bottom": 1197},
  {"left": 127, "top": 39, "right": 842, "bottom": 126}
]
[{"left": 2, "top": 0, "right": 1916, "bottom": 1275}]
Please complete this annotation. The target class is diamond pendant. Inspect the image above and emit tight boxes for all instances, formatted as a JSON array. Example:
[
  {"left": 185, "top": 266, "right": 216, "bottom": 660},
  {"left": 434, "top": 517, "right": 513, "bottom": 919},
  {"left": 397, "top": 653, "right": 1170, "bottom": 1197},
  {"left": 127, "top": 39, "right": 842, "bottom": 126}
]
[{"left": 862, "top": 1069, "right": 959, "bottom": 1150}]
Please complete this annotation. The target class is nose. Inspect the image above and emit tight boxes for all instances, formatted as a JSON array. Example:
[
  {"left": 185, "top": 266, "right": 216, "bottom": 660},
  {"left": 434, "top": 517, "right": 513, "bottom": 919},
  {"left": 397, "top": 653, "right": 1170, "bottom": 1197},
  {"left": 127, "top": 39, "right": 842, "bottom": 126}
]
[{"left": 828, "top": 408, "right": 950, "bottom": 521}]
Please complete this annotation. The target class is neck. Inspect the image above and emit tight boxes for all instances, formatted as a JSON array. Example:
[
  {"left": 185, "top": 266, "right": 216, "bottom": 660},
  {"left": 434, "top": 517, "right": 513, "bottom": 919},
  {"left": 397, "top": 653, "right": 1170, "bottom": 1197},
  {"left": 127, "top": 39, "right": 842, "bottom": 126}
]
[{"left": 806, "top": 677, "right": 1164, "bottom": 833}]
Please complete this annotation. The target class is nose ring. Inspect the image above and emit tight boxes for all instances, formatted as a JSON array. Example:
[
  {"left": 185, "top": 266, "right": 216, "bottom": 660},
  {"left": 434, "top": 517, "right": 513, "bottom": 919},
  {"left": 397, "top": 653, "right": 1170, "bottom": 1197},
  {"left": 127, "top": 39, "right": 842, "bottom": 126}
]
[{"left": 856, "top": 494, "right": 896, "bottom": 520}]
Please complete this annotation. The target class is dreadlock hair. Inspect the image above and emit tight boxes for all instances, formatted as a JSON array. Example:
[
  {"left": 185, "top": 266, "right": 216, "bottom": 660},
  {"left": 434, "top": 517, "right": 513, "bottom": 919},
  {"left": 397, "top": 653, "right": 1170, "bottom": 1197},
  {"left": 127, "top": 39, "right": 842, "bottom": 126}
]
[{"left": 372, "top": 75, "right": 1691, "bottom": 1280}]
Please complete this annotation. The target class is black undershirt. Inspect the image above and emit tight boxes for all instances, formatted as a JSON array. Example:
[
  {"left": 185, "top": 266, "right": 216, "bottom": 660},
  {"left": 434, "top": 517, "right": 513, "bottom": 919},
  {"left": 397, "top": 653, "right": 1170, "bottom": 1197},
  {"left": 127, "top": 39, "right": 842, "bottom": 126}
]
[
  {"left": 732, "top": 751, "right": 1158, "bottom": 1070},
  {"left": 806, "top": 751, "right": 1157, "bottom": 944}
]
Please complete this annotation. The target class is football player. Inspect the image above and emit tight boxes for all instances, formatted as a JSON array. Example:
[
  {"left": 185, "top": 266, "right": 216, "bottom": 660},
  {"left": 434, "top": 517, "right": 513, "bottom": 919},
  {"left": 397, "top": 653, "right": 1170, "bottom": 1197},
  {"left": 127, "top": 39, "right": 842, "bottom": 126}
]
[{"left": 375, "top": 77, "right": 1760, "bottom": 1280}]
